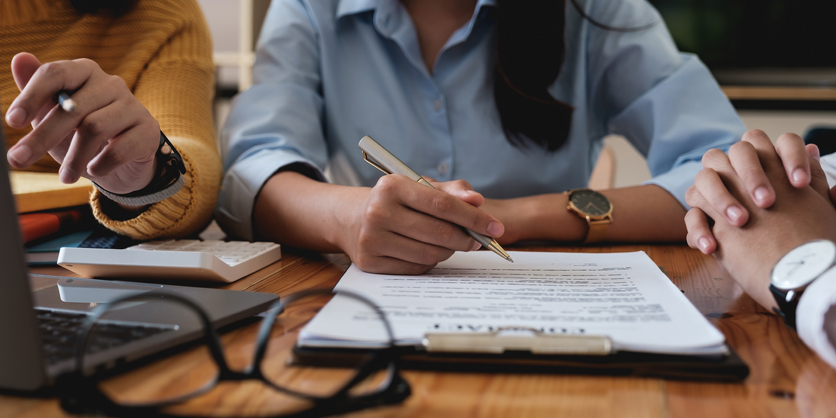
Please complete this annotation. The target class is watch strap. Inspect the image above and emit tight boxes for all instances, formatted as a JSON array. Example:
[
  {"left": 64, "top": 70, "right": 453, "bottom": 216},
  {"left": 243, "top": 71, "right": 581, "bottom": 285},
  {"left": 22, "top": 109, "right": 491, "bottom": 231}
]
[
  {"left": 585, "top": 216, "right": 612, "bottom": 244},
  {"left": 769, "top": 284, "right": 799, "bottom": 331},
  {"left": 94, "top": 131, "right": 186, "bottom": 206}
]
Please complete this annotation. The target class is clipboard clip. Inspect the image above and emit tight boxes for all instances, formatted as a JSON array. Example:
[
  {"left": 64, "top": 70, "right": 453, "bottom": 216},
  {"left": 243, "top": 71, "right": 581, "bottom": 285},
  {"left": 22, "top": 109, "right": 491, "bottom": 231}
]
[{"left": 422, "top": 326, "right": 613, "bottom": 355}]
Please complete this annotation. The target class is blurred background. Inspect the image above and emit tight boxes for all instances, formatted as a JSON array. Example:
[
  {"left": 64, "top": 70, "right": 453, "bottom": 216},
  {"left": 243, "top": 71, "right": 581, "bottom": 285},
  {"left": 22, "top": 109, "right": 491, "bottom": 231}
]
[{"left": 198, "top": 0, "right": 836, "bottom": 188}]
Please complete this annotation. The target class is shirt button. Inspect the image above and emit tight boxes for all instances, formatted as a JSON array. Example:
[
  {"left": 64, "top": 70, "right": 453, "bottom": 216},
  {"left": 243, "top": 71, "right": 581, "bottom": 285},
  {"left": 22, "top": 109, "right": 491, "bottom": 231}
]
[
  {"left": 437, "top": 162, "right": 449, "bottom": 175},
  {"left": 432, "top": 99, "right": 443, "bottom": 111}
]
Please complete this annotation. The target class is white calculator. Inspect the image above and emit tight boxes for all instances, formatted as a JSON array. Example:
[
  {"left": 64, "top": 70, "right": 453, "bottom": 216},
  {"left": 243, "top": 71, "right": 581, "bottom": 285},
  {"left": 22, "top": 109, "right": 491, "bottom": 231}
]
[{"left": 57, "top": 240, "right": 282, "bottom": 283}]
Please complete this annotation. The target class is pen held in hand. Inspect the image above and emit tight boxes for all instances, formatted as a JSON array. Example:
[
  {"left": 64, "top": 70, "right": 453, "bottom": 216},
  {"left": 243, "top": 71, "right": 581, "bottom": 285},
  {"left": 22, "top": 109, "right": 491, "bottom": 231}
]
[
  {"left": 56, "top": 91, "right": 76, "bottom": 112},
  {"left": 358, "top": 135, "right": 513, "bottom": 263}
]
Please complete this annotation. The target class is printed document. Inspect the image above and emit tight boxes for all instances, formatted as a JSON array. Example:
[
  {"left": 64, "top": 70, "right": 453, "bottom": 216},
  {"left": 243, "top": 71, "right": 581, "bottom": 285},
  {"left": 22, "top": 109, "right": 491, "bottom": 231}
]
[{"left": 300, "top": 251, "right": 727, "bottom": 355}]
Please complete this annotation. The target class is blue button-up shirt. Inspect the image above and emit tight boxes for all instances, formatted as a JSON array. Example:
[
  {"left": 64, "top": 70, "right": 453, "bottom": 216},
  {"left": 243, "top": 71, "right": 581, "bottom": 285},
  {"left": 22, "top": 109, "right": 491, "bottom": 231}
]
[{"left": 217, "top": 0, "right": 746, "bottom": 240}]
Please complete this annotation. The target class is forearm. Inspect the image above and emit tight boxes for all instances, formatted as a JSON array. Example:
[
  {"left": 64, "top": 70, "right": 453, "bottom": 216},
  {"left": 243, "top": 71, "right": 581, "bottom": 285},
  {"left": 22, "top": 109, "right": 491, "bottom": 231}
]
[
  {"left": 91, "top": 7, "right": 218, "bottom": 237},
  {"left": 254, "top": 171, "right": 505, "bottom": 274},
  {"left": 253, "top": 171, "right": 364, "bottom": 252},
  {"left": 598, "top": 185, "right": 688, "bottom": 242},
  {"left": 490, "top": 184, "right": 687, "bottom": 243}
]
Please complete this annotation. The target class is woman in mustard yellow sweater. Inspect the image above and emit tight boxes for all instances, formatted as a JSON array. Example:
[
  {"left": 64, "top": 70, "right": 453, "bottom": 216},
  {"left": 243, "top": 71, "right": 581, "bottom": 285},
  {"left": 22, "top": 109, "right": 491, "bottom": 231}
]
[{"left": 1, "top": 0, "right": 220, "bottom": 239}]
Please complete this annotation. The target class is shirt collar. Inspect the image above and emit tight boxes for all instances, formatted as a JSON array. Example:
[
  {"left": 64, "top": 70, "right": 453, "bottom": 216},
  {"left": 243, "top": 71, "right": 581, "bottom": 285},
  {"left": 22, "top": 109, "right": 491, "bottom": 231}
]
[
  {"left": 335, "top": 0, "right": 496, "bottom": 20},
  {"left": 335, "top": 0, "right": 382, "bottom": 19}
]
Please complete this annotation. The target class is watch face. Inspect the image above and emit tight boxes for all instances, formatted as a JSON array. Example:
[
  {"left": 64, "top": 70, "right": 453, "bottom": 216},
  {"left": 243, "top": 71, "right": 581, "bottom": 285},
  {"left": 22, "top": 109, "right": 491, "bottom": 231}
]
[
  {"left": 771, "top": 240, "right": 836, "bottom": 290},
  {"left": 569, "top": 189, "right": 612, "bottom": 217}
]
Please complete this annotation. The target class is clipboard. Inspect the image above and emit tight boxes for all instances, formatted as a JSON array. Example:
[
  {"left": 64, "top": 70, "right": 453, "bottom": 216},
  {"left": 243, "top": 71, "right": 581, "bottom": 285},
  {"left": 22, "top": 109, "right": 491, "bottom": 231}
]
[
  {"left": 295, "top": 251, "right": 751, "bottom": 382},
  {"left": 291, "top": 327, "right": 749, "bottom": 382}
]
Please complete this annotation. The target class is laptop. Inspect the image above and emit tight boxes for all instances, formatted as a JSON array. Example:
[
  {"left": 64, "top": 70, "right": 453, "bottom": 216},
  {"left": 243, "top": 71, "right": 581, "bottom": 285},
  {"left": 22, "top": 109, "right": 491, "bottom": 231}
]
[{"left": 0, "top": 126, "right": 279, "bottom": 392}]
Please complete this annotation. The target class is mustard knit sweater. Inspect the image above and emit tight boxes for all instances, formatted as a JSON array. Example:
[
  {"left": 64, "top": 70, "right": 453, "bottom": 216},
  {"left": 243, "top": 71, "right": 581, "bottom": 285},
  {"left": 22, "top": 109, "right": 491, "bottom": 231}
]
[{"left": 1, "top": 0, "right": 221, "bottom": 240}]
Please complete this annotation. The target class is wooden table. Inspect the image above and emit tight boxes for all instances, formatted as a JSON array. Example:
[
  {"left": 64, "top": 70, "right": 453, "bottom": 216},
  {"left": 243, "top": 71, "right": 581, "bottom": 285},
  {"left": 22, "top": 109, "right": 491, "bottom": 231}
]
[
  {"left": 722, "top": 85, "right": 836, "bottom": 102},
  {"left": 2, "top": 244, "right": 835, "bottom": 417}
]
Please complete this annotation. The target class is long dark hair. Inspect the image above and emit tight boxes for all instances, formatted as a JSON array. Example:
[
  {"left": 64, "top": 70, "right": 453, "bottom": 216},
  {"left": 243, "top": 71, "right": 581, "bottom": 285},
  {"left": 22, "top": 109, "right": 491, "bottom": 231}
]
[
  {"left": 494, "top": 0, "right": 654, "bottom": 151},
  {"left": 68, "top": 0, "right": 137, "bottom": 16}
]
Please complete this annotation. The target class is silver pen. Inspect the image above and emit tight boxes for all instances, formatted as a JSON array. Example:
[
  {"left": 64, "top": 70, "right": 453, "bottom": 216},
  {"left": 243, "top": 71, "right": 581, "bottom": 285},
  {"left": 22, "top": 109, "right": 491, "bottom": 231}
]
[{"left": 359, "top": 135, "right": 513, "bottom": 263}]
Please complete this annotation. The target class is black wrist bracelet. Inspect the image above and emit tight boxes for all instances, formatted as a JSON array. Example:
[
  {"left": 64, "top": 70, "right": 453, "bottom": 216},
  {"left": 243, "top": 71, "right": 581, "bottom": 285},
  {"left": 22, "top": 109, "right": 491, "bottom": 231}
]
[{"left": 94, "top": 131, "right": 186, "bottom": 206}]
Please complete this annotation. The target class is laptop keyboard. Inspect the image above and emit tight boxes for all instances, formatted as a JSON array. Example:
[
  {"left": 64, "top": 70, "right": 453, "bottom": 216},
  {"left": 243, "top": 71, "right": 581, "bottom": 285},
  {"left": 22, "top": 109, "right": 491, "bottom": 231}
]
[{"left": 35, "top": 309, "right": 171, "bottom": 366}]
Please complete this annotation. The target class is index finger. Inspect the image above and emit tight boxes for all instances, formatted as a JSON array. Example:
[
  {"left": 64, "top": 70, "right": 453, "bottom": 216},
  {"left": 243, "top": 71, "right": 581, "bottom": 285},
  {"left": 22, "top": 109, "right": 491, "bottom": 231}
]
[
  {"left": 396, "top": 177, "right": 505, "bottom": 238},
  {"left": 774, "top": 132, "right": 811, "bottom": 188},
  {"left": 6, "top": 58, "right": 97, "bottom": 129},
  {"left": 433, "top": 179, "right": 485, "bottom": 207},
  {"left": 739, "top": 129, "right": 789, "bottom": 182}
]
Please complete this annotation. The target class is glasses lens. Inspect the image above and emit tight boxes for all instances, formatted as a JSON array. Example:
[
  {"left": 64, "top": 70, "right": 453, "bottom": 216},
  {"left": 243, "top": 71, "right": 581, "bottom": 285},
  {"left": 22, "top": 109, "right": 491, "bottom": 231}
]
[
  {"left": 259, "top": 292, "right": 396, "bottom": 400},
  {"left": 79, "top": 296, "right": 220, "bottom": 406}
]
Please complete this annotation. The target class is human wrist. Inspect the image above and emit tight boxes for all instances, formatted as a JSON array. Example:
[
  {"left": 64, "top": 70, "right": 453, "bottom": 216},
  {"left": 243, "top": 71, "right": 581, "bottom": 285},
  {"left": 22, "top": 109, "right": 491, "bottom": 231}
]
[
  {"left": 516, "top": 194, "right": 587, "bottom": 242},
  {"left": 94, "top": 131, "right": 185, "bottom": 206},
  {"left": 329, "top": 186, "right": 371, "bottom": 255},
  {"left": 114, "top": 158, "right": 157, "bottom": 211}
]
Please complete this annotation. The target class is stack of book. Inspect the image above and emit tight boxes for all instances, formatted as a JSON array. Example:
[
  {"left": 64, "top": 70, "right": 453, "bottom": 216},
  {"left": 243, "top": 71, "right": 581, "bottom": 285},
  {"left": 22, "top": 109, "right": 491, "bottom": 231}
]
[
  {"left": 11, "top": 172, "right": 97, "bottom": 265},
  {"left": 10, "top": 171, "right": 93, "bottom": 214}
]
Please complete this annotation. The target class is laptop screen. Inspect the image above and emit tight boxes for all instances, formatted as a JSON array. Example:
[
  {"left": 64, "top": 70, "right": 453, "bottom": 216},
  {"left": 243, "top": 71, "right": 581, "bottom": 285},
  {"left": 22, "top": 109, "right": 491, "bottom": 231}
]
[{"left": 0, "top": 122, "right": 51, "bottom": 391}]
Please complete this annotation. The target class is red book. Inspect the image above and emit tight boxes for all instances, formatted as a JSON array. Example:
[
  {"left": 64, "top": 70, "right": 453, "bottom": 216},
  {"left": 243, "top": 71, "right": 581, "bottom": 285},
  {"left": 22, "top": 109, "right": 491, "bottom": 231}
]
[{"left": 18, "top": 209, "right": 84, "bottom": 244}]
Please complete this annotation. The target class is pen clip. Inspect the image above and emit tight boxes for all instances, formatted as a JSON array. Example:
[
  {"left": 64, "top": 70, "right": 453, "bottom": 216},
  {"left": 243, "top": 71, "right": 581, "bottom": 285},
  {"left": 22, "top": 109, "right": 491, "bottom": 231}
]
[{"left": 362, "top": 151, "right": 393, "bottom": 175}]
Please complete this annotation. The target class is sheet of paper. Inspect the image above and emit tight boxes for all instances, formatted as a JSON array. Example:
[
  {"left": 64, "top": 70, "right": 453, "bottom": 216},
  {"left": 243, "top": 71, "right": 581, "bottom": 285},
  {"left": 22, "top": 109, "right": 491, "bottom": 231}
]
[{"left": 300, "top": 251, "right": 726, "bottom": 355}]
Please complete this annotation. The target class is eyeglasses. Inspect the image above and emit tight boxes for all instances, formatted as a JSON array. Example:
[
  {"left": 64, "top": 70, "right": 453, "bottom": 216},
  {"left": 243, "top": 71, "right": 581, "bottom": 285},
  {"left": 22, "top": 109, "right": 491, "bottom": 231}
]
[{"left": 57, "top": 289, "right": 410, "bottom": 418}]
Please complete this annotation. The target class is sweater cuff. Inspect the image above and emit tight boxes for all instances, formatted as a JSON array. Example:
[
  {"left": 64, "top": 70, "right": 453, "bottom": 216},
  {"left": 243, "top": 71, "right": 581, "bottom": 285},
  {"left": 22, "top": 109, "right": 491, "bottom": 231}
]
[{"left": 90, "top": 149, "right": 197, "bottom": 240}]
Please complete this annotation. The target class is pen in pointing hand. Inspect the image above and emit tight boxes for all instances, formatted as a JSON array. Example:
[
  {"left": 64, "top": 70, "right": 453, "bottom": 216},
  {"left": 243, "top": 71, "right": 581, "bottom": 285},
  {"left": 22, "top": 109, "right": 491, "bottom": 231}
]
[
  {"left": 358, "top": 135, "right": 513, "bottom": 263},
  {"left": 56, "top": 90, "right": 76, "bottom": 112}
]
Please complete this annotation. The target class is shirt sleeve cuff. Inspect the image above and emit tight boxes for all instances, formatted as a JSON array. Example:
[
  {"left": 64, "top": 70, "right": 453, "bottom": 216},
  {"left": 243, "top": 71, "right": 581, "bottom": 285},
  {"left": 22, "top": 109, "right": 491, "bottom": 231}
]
[
  {"left": 820, "top": 153, "right": 836, "bottom": 189},
  {"left": 642, "top": 160, "right": 702, "bottom": 209},
  {"left": 215, "top": 148, "right": 325, "bottom": 241},
  {"left": 797, "top": 266, "right": 836, "bottom": 369}
]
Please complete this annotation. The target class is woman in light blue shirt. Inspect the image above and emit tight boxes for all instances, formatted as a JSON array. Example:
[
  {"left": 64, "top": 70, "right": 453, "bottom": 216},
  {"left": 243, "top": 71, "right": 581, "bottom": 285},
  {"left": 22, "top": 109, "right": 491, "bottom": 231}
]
[{"left": 217, "top": 0, "right": 746, "bottom": 274}]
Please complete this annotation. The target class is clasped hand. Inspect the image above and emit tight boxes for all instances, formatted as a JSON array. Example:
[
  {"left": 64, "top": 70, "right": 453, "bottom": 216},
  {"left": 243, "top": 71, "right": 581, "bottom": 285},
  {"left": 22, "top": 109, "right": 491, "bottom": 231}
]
[
  {"left": 684, "top": 129, "right": 836, "bottom": 309},
  {"left": 5, "top": 52, "right": 160, "bottom": 195}
]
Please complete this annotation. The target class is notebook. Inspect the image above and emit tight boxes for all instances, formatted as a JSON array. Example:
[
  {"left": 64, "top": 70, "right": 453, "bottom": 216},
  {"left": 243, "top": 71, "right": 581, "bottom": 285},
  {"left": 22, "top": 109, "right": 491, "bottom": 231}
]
[
  {"left": 10, "top": 171, "right": 93, "bottom": 213},
  {"left": 0, "top": 126, "right": 279, "bottom": 392}
]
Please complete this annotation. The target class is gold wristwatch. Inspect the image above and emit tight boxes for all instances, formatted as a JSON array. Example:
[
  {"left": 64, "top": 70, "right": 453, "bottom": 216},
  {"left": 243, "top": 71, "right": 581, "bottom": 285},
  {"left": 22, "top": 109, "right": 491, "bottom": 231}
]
[{"left": 566, "top": 189, "right": 613, "bottom": 244}]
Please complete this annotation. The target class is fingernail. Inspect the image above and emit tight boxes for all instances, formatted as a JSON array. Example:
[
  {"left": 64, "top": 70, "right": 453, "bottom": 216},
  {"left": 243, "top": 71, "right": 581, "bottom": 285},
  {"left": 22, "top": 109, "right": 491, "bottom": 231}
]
[
  {"left": 753, "top": 187, "right": 769, "bottom": 204},
  {"left": 810, "top": 146, "right": 821, "bottom": 161},
  {"left": 726, "top": 206, "right": 743, "bottom": 223},
  {"left": 59, "top": 166, "right": 76, "bottom": 184},
  {"left": 470, "top": 240, "right": 482, "bottom": 251},
  {"left": 792, "top": 168, "right": 807, "bottom": 184},
  {"left": 487, "top": 221, "right": 503, "bottom": 237},
  {"left": 6, "top": 107, "right": 26, "bottom": 127},
  {"left": 698, "top": 237, "right": 711, "bottom": 253},
  {"left": 7, "top": 145, "right": 31, "bottom": 166}
]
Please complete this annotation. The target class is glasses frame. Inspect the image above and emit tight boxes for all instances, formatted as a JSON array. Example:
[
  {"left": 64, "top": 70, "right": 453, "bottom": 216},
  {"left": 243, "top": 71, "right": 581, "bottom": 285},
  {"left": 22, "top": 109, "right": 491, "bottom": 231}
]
[{"left": 57, "top": 288, "right": 411, "bottom": 418}]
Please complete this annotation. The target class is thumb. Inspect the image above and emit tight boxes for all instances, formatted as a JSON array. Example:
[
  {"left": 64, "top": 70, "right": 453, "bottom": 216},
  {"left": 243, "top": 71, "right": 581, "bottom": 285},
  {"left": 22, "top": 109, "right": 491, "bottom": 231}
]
[
  {"left": 807, "top": 144, "right": 831, "bottom": 200},
  {"left": 11, "top": 52, "right": 42, "bottom": 91}
]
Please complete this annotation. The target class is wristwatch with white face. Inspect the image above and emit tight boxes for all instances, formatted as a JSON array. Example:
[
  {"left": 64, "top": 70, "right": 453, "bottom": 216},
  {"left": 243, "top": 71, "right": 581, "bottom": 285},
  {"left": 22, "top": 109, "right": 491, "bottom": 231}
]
[
  {"left": 769, "top": 239, "right": 836, "bottom": 330},
  {"left": 566, "top": 189, "right": 613, "bottom": 244}
]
